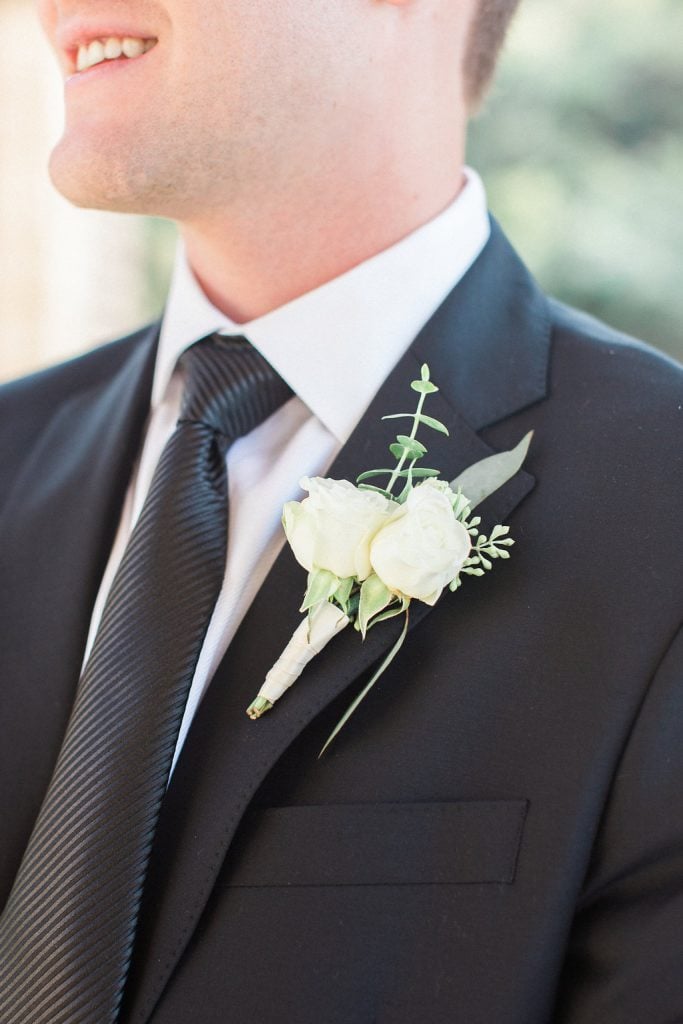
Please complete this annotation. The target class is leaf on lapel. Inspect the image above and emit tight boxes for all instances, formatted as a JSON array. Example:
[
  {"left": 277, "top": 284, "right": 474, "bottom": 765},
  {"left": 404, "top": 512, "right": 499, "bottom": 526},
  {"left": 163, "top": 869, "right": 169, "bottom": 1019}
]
[{"left": 450, "top": 431, "right": 533, "bottom": 510}]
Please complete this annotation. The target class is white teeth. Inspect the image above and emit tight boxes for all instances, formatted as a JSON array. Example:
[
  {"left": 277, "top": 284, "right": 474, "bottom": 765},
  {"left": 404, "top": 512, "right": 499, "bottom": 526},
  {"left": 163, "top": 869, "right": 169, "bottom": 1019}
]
[
  {"left": 122, "top": 37, "right": 144, "bottom": 58},
  {"left": 104, "top": 37, "right": 123, "bottom": 60},
  {"left": 87, "top": 40, "right": 104, "bottom": 65},
  {"left": 75, "top": 36, "right": 155, "bottom": 72}
]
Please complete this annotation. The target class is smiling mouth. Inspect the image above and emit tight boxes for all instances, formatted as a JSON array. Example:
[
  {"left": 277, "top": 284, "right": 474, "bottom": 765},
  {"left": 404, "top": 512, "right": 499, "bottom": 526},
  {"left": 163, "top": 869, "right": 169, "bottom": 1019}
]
[{"left": 71, "top": 37, "right": 158, "bottom": 74}]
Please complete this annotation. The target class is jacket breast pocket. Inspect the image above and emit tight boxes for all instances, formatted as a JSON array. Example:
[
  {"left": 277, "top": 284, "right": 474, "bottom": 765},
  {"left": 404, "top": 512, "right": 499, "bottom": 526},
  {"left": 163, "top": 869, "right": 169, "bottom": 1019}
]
[{"left": 224, "top": 799, "right": 529, "bottom": 887}]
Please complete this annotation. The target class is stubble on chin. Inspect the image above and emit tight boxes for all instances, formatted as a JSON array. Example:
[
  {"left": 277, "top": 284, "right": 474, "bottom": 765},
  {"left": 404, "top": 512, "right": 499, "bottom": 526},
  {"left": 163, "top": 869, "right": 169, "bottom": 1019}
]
[
  {"left": 47, "top": 124, "right": 243, "bottom": 220},
  {"left": 49, "top": 135, "right": 170, "bottom": 215}
]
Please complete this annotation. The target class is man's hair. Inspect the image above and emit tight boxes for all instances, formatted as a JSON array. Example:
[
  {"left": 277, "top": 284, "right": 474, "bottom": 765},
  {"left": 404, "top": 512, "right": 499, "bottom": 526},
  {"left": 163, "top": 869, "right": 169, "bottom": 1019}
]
[{"left": 463, "top": 0, "right": 522, "bottom": 111}]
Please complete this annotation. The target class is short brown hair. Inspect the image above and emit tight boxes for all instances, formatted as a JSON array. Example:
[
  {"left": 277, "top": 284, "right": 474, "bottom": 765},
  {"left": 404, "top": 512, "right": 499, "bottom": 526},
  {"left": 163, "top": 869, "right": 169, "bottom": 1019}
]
[{"left": 463, "top": 0, "right": 522, "bottom": 110}]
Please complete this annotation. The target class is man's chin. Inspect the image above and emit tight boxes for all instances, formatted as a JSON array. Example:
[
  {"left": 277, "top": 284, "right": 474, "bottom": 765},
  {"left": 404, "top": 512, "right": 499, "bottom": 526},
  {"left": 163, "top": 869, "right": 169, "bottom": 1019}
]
[{"left": 48, "top": 139, "right": 157, "bottom": 215}]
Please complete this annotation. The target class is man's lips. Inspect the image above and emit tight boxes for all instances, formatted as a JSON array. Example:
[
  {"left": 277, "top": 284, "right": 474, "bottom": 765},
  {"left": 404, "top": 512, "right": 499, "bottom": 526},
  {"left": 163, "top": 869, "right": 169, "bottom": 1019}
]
[
  {"left": 70, "top": 37, "right": 157, "bottom": 75},
  {"left": 55, "top": 22, "right": 158, "bottom": 76}
]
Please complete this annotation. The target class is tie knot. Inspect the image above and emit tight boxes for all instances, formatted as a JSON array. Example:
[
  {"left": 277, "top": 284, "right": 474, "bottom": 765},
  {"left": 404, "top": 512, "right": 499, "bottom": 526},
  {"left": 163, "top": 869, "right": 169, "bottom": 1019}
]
[{"left": 178, "top": 335, "right": 293, "bottom": 445}]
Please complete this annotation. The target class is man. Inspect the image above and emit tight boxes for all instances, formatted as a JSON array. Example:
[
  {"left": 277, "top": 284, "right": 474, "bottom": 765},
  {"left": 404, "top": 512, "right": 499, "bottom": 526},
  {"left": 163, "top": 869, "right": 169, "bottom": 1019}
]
[{"left": 0, "top": 0, "right": 681, "bottom": 1021}]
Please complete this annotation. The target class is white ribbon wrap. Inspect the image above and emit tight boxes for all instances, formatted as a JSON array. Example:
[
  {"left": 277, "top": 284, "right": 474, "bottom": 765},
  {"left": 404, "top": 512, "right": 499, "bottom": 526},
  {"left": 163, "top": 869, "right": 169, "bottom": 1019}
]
[{"left": 257, "top": 601, "right": 351, "bottom": 704}]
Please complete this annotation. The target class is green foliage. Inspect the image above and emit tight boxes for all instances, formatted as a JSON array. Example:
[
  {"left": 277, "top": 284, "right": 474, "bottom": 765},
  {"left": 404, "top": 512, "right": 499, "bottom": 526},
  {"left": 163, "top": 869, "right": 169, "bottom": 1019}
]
[
  {"left": 333, "top": 576, "right": 356, "bottom": 616},
  {"left": 358, "top": 574, "right": 395, "bottom": 638},
  {"left": 358, "top": 364, "right": 449, "bottom": 501},
  {"left": 145, "top": 2, "right": 681, "bottom": 363},
  {"left": 300, "top": 567, "right": 340, "bottom": 613},
  {"left": 448, "top": 509, "right": 514, "bottom": 592},
  {"left": 469, "top": 0, "right": 683, "bottom": 362},
  {"left": 450, "top": 432, "right": 533, "bottom": 511},
  {"left": 383, "top": 413, "right": 450, "bottom": 435}
]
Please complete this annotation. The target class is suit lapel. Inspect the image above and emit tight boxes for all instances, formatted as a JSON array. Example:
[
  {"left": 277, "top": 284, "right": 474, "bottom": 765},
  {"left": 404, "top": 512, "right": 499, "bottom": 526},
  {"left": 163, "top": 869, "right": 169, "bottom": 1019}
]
[
  {"left": 122, "top": 221, "right": 551, "bottom": 1023},
  {"left": 0, "top": 326, "right": 158, "bottom": 899}
]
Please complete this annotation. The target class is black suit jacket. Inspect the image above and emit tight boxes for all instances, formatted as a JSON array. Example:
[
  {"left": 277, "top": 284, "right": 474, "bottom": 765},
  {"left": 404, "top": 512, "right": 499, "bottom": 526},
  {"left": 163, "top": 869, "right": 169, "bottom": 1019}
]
[{"left": 1, "top": 223, "right": 681, "bottom": 1023}]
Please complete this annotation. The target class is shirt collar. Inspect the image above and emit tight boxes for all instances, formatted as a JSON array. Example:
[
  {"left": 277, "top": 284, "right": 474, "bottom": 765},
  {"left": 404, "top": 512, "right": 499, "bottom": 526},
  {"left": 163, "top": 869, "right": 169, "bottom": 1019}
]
[{"left": 155, "top": 167, "right": 490, "bottom": 444}]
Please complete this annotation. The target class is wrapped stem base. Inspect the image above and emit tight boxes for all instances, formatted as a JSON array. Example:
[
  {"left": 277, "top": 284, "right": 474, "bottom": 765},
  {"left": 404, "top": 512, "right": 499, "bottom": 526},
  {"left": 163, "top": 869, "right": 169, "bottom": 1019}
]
[{"left": 247, "top": 601, "right": 350, "bottom": 718}]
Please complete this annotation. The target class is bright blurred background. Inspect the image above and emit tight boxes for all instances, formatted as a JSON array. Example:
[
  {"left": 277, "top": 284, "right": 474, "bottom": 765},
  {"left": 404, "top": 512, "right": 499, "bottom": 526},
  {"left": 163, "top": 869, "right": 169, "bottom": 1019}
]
[{"left": 1, "top": 0, "right": 681, "bottom": 382}]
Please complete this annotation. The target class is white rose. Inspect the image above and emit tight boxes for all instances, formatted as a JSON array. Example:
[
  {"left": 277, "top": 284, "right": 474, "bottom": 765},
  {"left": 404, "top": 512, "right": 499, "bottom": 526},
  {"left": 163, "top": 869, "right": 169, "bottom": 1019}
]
[
  {"left": 369, "top": 479, "right": 471, "bottom": 605},
  {"left": 283, "top": 477, "right": 395, "bottom": 581}
]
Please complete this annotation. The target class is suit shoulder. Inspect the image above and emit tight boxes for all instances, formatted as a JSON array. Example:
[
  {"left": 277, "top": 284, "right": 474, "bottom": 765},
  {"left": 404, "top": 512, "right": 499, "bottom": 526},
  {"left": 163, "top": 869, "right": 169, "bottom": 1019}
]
[
  {"left": 0, "top": 321, "right": 159, "bottom": 479},
  {"left": 538, "top": 298, "right": 681, "bottom": 551},
  {"left": 548, "top": 297, "right": 682, "bottom": 424},
  {"left": 0, "top": 321, "right": 159, "bottom": 413}
]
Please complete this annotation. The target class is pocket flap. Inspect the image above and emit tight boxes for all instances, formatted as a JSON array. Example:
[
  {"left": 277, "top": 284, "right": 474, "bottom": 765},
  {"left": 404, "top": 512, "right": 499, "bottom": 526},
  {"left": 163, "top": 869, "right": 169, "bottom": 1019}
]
[{"left": 226, "top": 799, "right": 528, "bottom": 887}]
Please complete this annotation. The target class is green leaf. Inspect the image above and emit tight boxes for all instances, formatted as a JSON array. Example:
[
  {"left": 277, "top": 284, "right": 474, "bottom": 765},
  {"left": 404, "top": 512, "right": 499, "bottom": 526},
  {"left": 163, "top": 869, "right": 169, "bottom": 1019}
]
[
  {"left": 450, "top": 431, "right": 534, "bottom": 510},
  {"left": 421, "top": 363, "right": 430, "bottom": 381},
  {"left": 300, "top": 567, "right": 340, "bottom": 613},
  {"left": 367, "top": 598, "right": 408, "bottom": 628},
  {"left": 400, "top": 441, "right": 427, "bottom": 461},
  {"left": 490, "top": 524, "right": 510, "bottom": 540},
  {"left": 356, "top": 469, "right": 394, "bottom": 483},
  {"left": 333, "top": 576, "right": 355, "bottom": 614},
  {"left": 451, "top": 491, "right": 472, "bottom": 520},
  {"left": 358, "top": 483, "right": 394, "bottom": 499},
  {"left": 358, "top": 466, "right": 441, "bottom": 485},
  {"left": 382, "top": 413, "right": 449, "bottom": 435},
  {"left": 416, "top": 413, "right": 449, "bottom": 435},
  {"left": 394, "top": 467, "right": 440, "bottom": 479},
  {"left": 358, "top": 574, "right": 394, "bottom": 639},
  {"left": 391, "top": 436, "right": 427, "bottom": 461},
  {"left": 318, "top": 608, "right": 410, "bottom": 758},
  {"left": 411, "top": 380, "right": 438, "bottom": 395},
  {"left": 396, "top": 434, "right": 427, "bottom": 455},
  {"left": 346, "top": 590, "right": 360, "bottom": 620}
]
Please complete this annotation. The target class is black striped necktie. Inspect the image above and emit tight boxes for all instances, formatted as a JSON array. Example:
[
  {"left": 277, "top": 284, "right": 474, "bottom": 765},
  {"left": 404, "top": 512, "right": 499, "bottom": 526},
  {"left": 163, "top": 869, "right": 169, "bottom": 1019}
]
[{"left": 0, "top": 335, "right": 293, "bottom": 1024}]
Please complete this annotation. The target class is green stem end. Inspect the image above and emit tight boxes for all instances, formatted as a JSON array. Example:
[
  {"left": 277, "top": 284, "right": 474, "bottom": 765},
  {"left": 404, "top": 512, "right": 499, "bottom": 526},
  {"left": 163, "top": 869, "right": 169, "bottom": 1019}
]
[{"left": 246, "top": 696, "right": 273, "bottom": 720}]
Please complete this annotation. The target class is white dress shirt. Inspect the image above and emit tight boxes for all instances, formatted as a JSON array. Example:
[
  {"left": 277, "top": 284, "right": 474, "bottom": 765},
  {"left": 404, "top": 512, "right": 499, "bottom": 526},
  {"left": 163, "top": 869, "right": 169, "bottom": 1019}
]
[{"left": 84, "top": 167, "right": 490, "bottom": 775}]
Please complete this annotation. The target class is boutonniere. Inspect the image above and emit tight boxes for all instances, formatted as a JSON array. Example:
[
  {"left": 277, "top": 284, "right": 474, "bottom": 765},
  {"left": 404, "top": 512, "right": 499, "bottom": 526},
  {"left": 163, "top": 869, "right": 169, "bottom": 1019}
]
[{"left": 247, "top": 365, "right": 532, "bottom": 755}]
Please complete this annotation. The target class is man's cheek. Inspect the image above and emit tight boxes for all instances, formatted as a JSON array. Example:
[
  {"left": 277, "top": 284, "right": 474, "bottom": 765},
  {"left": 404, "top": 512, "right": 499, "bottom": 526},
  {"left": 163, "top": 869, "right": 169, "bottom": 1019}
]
[{"left": 35, "top": 0, "right": 57, "bottom": 42}]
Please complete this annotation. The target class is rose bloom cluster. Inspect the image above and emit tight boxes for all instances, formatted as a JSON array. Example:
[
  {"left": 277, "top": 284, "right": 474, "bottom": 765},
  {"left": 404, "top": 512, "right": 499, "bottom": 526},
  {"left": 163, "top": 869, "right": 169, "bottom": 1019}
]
[{"left": 283, "top": 477, "right": 472, "bottom": 607}]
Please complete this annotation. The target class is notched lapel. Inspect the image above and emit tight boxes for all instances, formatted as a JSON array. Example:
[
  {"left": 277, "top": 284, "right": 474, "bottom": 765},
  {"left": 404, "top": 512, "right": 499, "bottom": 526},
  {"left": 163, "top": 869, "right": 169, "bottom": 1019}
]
[{"left": 123, "top": 224, "right": 550, "bottom": 1024}]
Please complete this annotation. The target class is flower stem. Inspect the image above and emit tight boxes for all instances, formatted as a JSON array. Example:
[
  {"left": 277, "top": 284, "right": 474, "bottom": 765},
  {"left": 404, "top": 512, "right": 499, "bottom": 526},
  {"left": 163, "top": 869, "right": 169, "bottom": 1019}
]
[
  {"left": 246, "top": 696, "right": 273, "bottom": 720},
  {"left": 318, "top": 606, "right": 410, "bottom": 757},
  {"left": 386, "top": 391, "right": 427, "bottom": 495}
]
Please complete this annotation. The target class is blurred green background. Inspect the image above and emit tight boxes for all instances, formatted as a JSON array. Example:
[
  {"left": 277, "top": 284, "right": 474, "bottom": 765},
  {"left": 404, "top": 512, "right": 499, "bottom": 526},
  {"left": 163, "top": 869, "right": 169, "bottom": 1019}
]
[
  {"left": 141, "top": 0, "right": 683, "bottom": 361},
  {"left": 468, "top": 0, "right": 682, "bottom": 361},
  {"left": 7, "top": 0, "right": 678, "bottom": 381}
]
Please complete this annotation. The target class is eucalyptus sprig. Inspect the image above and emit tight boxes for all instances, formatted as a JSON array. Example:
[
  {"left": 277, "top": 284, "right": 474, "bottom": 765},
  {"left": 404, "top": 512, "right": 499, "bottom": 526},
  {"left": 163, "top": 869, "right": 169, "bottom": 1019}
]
[{"left": 356, "top": 364, "right": 448, "bottom": 503}]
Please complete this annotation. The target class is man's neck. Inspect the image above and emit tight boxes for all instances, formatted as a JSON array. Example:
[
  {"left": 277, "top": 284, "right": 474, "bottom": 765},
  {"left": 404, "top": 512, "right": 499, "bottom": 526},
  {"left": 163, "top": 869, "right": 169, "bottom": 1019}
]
[{"left": 180, "top": 162, "right": 467, "bottom": 324}]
